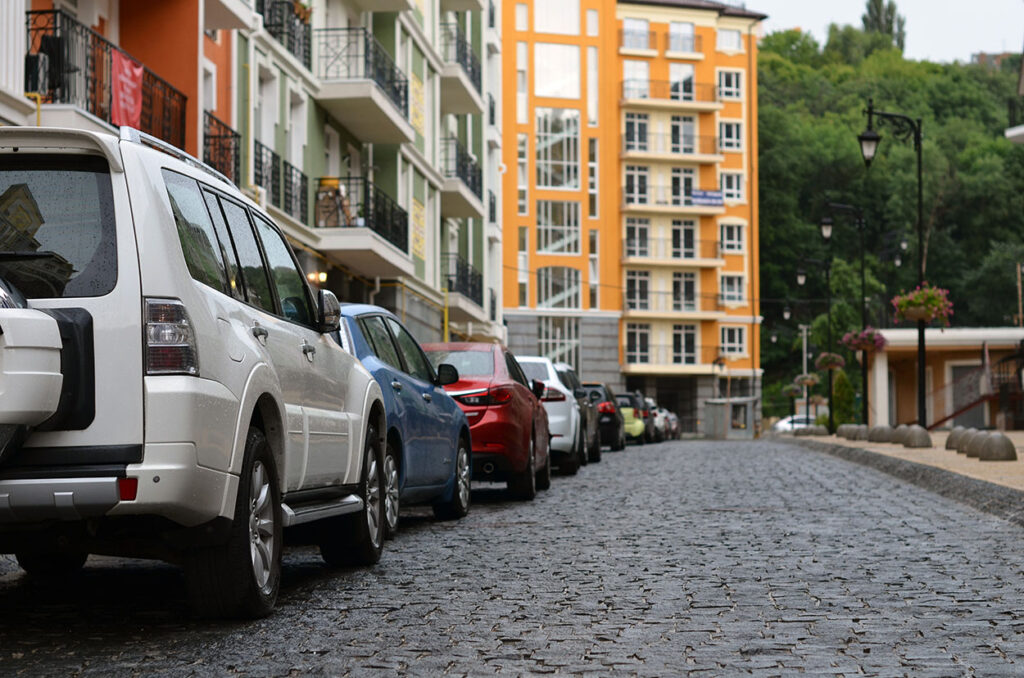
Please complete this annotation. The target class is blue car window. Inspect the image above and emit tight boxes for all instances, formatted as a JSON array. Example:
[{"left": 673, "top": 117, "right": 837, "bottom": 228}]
[
  {"left": 360, "top": 316, "right": 402, "bottom": 370},
  {"left": 385, "top": 317, "right": 434, "bottom": 383}
]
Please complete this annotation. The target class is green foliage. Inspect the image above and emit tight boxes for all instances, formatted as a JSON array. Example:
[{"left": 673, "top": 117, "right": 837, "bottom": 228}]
[
  {"left": 861, "top": 0, "right": 906, "bottom": 51},
  {"left": 833, "top": 369, "right": 857, "bottom": 425}
]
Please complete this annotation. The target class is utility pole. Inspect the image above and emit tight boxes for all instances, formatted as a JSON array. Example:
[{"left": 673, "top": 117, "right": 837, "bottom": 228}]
[{"left": 800, "top": 324, "right": 810, "bottom": 416}]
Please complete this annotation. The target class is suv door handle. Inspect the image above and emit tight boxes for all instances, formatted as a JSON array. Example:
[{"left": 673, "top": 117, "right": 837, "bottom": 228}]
[
  {"left": 251, "top": 323, "right": 268, "bottom": 340},
  {"left": 301, "top": 341, "right": 316, "bottom": 361},
  {"left": 391, "top": 381, "right": 403, "bottom": 391},
  {"left": 422, "top": 393, "right": 432, "bottom": 403}
]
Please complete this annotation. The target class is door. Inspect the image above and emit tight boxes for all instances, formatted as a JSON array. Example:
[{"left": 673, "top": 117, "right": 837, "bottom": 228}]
[{"left": 952, "top": 364, "right": 986, "bottom": 428}]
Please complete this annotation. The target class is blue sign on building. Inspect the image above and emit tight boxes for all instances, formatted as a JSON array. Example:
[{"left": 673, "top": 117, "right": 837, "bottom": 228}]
[{"left": 691, "top": 190, "right": 724, "bottom": 206}]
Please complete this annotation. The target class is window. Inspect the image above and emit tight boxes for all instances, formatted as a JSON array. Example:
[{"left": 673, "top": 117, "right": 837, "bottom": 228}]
[
  {"left": 586, "top": 9, "right": 598, "bottom": 36},
  {"left": 669, "top": 22, "right": 695, "bottom": 53},
  {"left": 588, "top": 229, "right": 599, "bottom": 308},
  {"left": 673, "top": 324, "right": 697, "bottom": 364},
  {"left": 719, "top": 122, "right": 742, "bottom": 150},
  {"left": 517, "top": 133, "right": 529, "bottom": 214},
  {"left": 625, "top": 165, "right": 648, "bottom": 204},
  {"left": 625, "top": 112, "right": 648, "bottom": 151},
  {"left": 252, "top": 213, "right": 315, "bottom": 325},
  {"left": 536, "top": 108, "right": 580, "bottom": 189},
  {"left": 515, "top": 3, "right": 527, "bottom": 31},
  {"left": 622, "top": 18, "right": 649, "bottom": 50},
  {"left": 721, "top": 326, "right": 746, "bottom": 354},
  {"left": 669, "top": 63, "right": 694, "bottom": 101},
  {"left": 717, "top": 29, "right": 742, "bottom": 52},
  {"left": 517, "top": 227, "right": 529, "bottom": 306},
  {"left": 386, "top": 317, "right": 434, "bottom": 383},
  {"left": 626, "top": 218, "right": 649, "bottom": 256},
  {"left": 361, "top": 316, "right": 402, "bottom": 370},
  {"left": 718, "top": 70, "right": 743, "bottom": 99},
  {"left": 721, "top": 172, "right": 744, "bottom": 201},
  {"left": 164, "top": 171, "right": 228, "bottom": 293},
  {"left": 671, "top": 219, "right": 696, "bottom": 258},
  {"left": 720, "top": 274, "right": 744, "bottom": 303},
  {"left": 587, "top": 138, "right": 599, "bottom": 217},
  {"left": 535, "top": 44, "right": 580, "bottom": 98},
  {"left": 539, "top": 316, "right": 580, "bottom": 371},
  {"left": 673, "top": 272, "right": 696, "bottom": 311},
  {"left": 671, "top": 115, "right": 696, "bottom": 154},
  {"left": 671, "top": 167, "right": 694, "bottom": 206},
  {"left": 587, "top": 46, "right": 598, "bottom": 126},
  {"left": 623, "top": 60, "right": 649, "bottom": 98},
  {"left": 536, "top": 200, "right": 580, "bottom": 254},
  {"left": 626, "top": 323, "right": 650, "bottom": 363},
  {"left": 535, "top": 0, "right": 579, "bottom": 35},
  {"left": 626, "top": 270, "right": 649, "bottom": 310},
  {"left": 506, "top": 352, "right": 530, "bottom": 386},
  {"left": 201, "top": 190, "right": 244, "bottom": 300},
  {"left": 220, "top": 198, "right": 274, "bottom": 313},
  {"left": 537, "top": 266, "right": 581, "bottom": 308},
  {"left": 516, "top": 42, "right": 528, "bottom": 123},
  {"left": 720, "top": 223, "right": 744, "bottom": 252}
]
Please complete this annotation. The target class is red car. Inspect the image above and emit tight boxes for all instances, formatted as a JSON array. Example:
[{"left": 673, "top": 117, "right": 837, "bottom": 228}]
[{"left": 422, "top": 342, "right": 551, "bottom": 500}]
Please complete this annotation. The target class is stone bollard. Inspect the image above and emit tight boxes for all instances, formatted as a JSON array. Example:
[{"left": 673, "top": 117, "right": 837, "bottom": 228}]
[
  {"left": 904, "top": 424, "right": 932, "bottom": 448},
  {"left": 794, "top": 427, "right": 812, "bottom": 437},
  {"left": 956, "top": 428, "right": 978, "bottom": 455},
  {"left": 837, "top": 424, "right": 853, "bottom": 439},
  {"left": 946, "top": 426, "right": 966, "bottom": 450},
  {"left": 891, "top": 424, "right": 910, "bottom": 445},
  {"left": 966, "top": 431, "right": 989, "bottom": 459},
  {"left": 852, "top": 424, "right": 869, "bottom": 440},
  {"left": 868, "top": 426, "right": 893, "bottom": 442},
  {"left": 812, "top": 425, "right": 829, "bottom": 436},
  {"left": 979, "top": 432, "right": 1018, "bottom": 461}
]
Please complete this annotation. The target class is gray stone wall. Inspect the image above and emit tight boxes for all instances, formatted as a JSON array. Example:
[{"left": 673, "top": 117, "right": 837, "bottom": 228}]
[
  {"left": 505, "top": 314, "right": 538, "bottom": 357},
  {"left": 375, "top": 287, "right": 442, "bottom": 343},
  {"left": 579, "top": 316, "right": 623, "bottom": 390}
]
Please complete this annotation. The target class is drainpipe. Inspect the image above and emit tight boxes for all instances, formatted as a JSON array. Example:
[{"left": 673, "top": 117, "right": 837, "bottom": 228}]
[{"left": 368, "top": 276, "right": 381, "bottom": 305}]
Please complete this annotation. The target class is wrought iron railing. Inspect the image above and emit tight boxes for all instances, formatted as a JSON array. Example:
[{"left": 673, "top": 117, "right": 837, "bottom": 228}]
[
  {"left": 314, "top": 177, "right": 408, "bottom": 254},
  {"left": 254, "top": 140, "right": 282, "bottom": 208},
  {"left": 282, "top": 160, "right": 308, "bottom": 223},
  {"left": 315, "top": 27, "right": 408, "bottom": 115},
  {"left": 623, "top": 133, "right": 719, "bottom": 156},
  {"left": 441, "top": 136, "right": 482, "bottom": 199},
  {"left": 257, "top": 0, "right": 311, "bottom": 69},
  {"left": 620, "top": 28, "right": 657, "bottom": 50},
  {"left": 667, "top": 33, "right": 702, "bottom": 53},
  {"left": 624, "top": 343, "right": 724, "bottom": 366},
  {"left": 203, "top": 111, "right": 241, "bottom": 186},
  {"left": 621, "top": 80, "right": 718, "bottom": 103},
  {"left": 443, "top": 253, "right": 483, "bottom": 307},
  {"left": 440, "top": 22, "right": 481, "bottom": 93},
  {"left": 25, "top": 9, "right": 187, "bottom": 148}
]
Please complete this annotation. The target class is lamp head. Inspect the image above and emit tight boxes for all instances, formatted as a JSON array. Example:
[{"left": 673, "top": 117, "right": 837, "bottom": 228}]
[
  {"left": 858, "top": 128, "right": 881, "bottom": 168},
  {"left": 819, "top": 216, "right": 833, "bottom": 242},
  {"left": 796, "top": 269, "right": 807, "bottom": 286},
  {"left": 783, "top": 305, "right": 791, "bottom": 320}
]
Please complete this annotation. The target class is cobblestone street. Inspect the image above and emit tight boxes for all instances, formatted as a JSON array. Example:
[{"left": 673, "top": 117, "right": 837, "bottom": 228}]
[{"left": 1, "top": 439, "right": 1023, "bottom": 676}]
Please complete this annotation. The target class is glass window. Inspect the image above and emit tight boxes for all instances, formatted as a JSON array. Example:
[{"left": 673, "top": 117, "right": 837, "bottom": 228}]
[
  {"left": 587, "top": 137, "right": 598, "bottom": 217},
  {"left": 516, "top": 42, "right": 528, "bottom": 124},
  {"left": 515, "top": 3, "right": 528, "bottom": 31},
  {"left": 534, "top": 0, "right": 579, "bottom": 35},
  {"left": 587, "top": 46, "right": 598, "bottom": 126},
  {"left": 425, "top": 349, "right": 494, "bottom": 376},
  {"left": 717, "top": 29, "right": 742, "bottom": 52},
  {"left": 626, "top": 323, "right": 650, "bottom": 363},
  {"left": 718, "top": 70, "right": 743, "bottom": 99},
  {"left": 586, "top": 9, "right": 598, "bottom": 36},
  {"left": 673, "top": 272, "right": 696, "bottom": 311},
  {"left": 625, "top": 165, "right": 648, "bottom": 204},
  {"left": 0, "top": 154, "right": 116, "bottom": 299},
  {"left": 201, "top": 189, "right": 244, "bottom": 301},
  {"left": 519, "top": 360, "right": 549, "bottom": 382},
  {"left": 721, "top": 326, "right": 745, "bottom": 354},
  {"left": 536, "top": 200, "right": 580, "bottom": 254},
  {"left": 672, "top": 219, "right": 696, "bottom": 258},
  {"left": 534, "top": 44, "right": 580, "bottom": 98},
  {"left": 626, "top": 270, "right": 649, "bottom": 310},
  {"left": 536, "top": 266, "right": 581, "bottom": 309},
  {"left": 623, "top": 60, "right": 649, "bottom": 98},
  {"left": 252, "top": 214, "right": 315, "bottom": 326},
  {"left": 538, "top": 316, "right": 580, "bottom": 371},
  {"left": 625, "top": 112, "right": 648, "bottom": 151},
  {"left": 220, "top": 198, "right": 275, "bottom": 313},
  {"left": 535, "top": 108, "right": 580, "bottom": 189},
  {"left": 669, "top": 63, "right": 694, "bottom": 101},
  {"left": 506, "top": 352, "right": 529, "bottom": 386},
  {"left": 720, "top": 275, "right": 744, "bottom": 302},
  {"left": 671, "top": 115, "right": 696, "bottom": 154},
  {"left": 588, "top": 228, "right": 599, "bottom": 308},
  {"left": 162, "top": 170, "right": 228, "bottom": 293},
  {"left": 671, "top": 167, "right": 694, "bottom": 206},
  {"left": 720, "top": 223, "right": 744, "bottom": 252},
  {"left": 721, "top": 172, "right": 744, "bottom": 201},
  {"left": 361, "top": 316, "right": 402, "bottom": 370},
  {"left": 517, "top": 133, "right": 529, "bottom": 214},
  {"left": 673, "top": 323, "right": 697, "bottom": 364},
  {"left": 720, "top": 122, "right": 743, "bottom": 150},
  {"left": 622, "top": 18, "right": 649, "bottom": 50},
  {"left": 385, "top": 317, "right": 434, "bottom": 383},
  {"left": 669, "top": 22, "right": 695, "bottom": 52},
  {"left": 626, "top": 218, "right": 649, "bottom": 257}
]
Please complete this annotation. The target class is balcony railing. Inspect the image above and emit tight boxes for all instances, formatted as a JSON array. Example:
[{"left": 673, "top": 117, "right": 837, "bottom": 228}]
[
  {"left": 282, "top": 160, "right": 308, "bottom": 223},
  {"left": 440, "top": 22, "right": 481, "bottom": 93},
  {"left": 203, "top": 111, "right": 241, "bottom": 186},
  {"left": 442, "top": 136, "right": 483, "bottom": 199},
  {"left": 443, "top": 253, "right": 483, "bottom": 307},
  {"left": 257, "top": 0, "right": 311, "bottom": 69},
  {"left": 623, "top": 133, "right": 719, "bottom": 156},
  {"left": 315, "top": 27, "right": 408, "bottom": 116},
  {"left": 623, "top": 237, "right": 721, "bottom": 260},
  {"left": 314, "top": 176, "right": 408, "bottom": 254},
  {"left": 26, "top": 9, "right": 187, "bottom": 148},
  {"left": 622, "top": 80, "right": 718, "bottom": 103},
  {"left": 488, "top": 190, "right": 497, "bottom": 223},
  {"left": 620, "top": 28, "right": 657, "bottom": 50},
  {"left": 623, "top": 184, "right": 695, "bottom": 208},
  {"left": 254, "top": 140, "right": 282, "bottom": 208},
  {"left": 667, "top": 33, "right": 702, "bottom": 53},
  {"left": 624, "top": 344, "right": 724, "bottom": 366},
  {"left": 625, "top": 290, "right": 700, "bottom": 313}
]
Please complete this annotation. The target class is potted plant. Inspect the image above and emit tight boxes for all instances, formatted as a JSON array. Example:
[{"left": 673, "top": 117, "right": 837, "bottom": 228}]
[
  {"left": 891, "top": 282, "right": 953, "bottom": 326},
  {"left": 815, "top": 352, "right": 845, "bottom": 371},
  {"left": 782, "top": 384, "right": 802, "bottom": 399},
  {"left": 794, "top": 373, "right": 819, "bottom": 388},
  {"left": 840, "top": 326, "right": 887, "bottom": 353}
]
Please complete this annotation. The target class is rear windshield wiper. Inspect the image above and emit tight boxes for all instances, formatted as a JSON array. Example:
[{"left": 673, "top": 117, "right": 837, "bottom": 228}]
[{"left": 0, "top": 251, "right": 61, "bottom": 262}]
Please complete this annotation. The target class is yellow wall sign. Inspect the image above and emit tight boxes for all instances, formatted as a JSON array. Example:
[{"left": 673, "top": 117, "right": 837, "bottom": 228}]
[
  {"left": 410, "top": 73, "right": 425, "bottom": 136},
  {"left": 411, "top": 197, "right": 425, "bottom": 260}
]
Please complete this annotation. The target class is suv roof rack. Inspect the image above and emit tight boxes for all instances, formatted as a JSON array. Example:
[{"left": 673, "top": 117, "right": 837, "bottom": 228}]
[{"left": 119, "top": 127, "right": 232, "bottom": 187}]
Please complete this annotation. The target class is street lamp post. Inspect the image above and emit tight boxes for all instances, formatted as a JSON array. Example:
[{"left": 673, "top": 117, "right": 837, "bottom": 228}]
[
  {"left": 859, "top": 98, "right": 927, "bottom": 427},
  {"left": 797, "top": 223, "right": 835, "bottom": 433}
]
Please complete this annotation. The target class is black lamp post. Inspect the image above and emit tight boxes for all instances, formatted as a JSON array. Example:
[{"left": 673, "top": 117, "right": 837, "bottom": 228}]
[
  {"left": 797, "top": 223, "right": 835, "bottom": 433},
  {"left": 860, "top": 98, "right": 926, "bottom": 428}
]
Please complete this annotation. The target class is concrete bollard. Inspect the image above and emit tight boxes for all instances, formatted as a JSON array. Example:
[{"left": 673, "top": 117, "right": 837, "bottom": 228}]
[
  {"left": 980, "top": 432, "right": 1018, "bottom": 461},
  {"left": 904, "top": 424, "right": 932, "bottom": 448},
  {"left": 837, "top": 424, "right": 853, "bottom": 439},
  {"left": 966, "top": 431, "right": 990, "bottom": 459},
  {"left": 811, "top": 425, "right": 829, "bottom": 436},
  {"left": 891, "top": 424, "right": 910, "bottom": 445},
  {"left": 868, "top": 426, "right": 894, "bottom": 442},
  {"left": 946, "top": 426, "right": 965, "bottom": 450},
  {"left": 956, "top": 428, "right": 979, "bottom": 455},
  {"left": 852, "top": 424, "right": 869, "bottom": 440},
  {"left": 794, "top": 427, "right": 813, "bottom": 436}
]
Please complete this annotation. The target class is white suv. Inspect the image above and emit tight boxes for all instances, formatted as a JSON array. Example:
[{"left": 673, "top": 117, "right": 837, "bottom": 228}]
[
  {"left": 516, "top": 356, "right": 585, "bottom": 474},
  {"left": 0, "top": 126, "right": 386, "bottom": 618}
]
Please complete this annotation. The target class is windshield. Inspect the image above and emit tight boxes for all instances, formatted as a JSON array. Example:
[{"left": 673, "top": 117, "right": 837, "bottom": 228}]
[
  {"left": 518, "top": 361, "right": 549, "bottom": 382},
  {"left": 425, "top": 349, "right": 494, "bottom": 377},
  {"left": 0, "top": 154, "right": 116, "bottom": 299}
]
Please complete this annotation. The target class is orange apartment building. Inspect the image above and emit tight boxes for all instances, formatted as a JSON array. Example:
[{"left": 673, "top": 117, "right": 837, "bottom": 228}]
[{"left": 502, "top": 0, "right": 764, "bottom": 433}]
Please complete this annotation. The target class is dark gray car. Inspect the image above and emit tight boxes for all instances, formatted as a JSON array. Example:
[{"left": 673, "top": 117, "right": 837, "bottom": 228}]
[{"left": 554, "top": 363, "right": 601, "bottom": 463}]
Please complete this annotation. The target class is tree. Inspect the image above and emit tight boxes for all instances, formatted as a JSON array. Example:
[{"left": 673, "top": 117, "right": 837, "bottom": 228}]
[
  {"left": 833, "top": 368, "right": 857, "bottom": 425},
  {"left": 862, "top": 0, "right": 906, "bottom": 51}
]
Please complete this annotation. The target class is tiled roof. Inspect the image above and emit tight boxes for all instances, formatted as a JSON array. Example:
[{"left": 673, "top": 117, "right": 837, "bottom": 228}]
[{"left": 618, "top": 0, "right": 768, "bottom": 21}]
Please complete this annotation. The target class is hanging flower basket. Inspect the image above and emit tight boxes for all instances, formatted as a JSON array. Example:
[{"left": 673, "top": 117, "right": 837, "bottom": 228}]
[
  {"left": 891, "top": 283, "right": 953, "bottom": 326},
  {"left": 815, "top": 352, "right": 846, "bottom": 371},
  {"left": 794, "top": 373, "right": 819, "bottom": 388},
  {"left": 840, "top": 326, "right": 888, "bottom": 353},
  {"left": 782, "top": 384, "right": 802, "bottom": 399}
]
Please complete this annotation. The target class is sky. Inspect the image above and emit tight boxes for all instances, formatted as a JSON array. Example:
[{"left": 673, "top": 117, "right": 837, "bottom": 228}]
[{"left": 752, "top": 0, "right": 1024, "bottom": 63}]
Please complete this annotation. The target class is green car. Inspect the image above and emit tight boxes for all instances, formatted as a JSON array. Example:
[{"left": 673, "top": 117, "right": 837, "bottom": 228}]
[{"left": 616, "top": 393, "right": 647, "bottom": 443}]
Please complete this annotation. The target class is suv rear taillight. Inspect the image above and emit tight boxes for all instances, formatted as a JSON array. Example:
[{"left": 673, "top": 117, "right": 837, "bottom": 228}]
[
  {"left": 597, "top": 401, "right": 615, "bottom": 413},
  {"left": 145, "top": 298, "right": 198, "bottom": 375},
  {"left": 541, "top": 387, "right": 566, "bottom": 402}
]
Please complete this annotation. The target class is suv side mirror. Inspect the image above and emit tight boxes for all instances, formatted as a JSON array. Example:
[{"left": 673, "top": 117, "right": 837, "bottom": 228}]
[
  {"left": 437, "top": 363, "right": 459, "bottom": 386},
  {"left": 317, "top": 289, "right": 341, "bottom": 333},
  {"left": 531, "top": 379, "right": 546, "bottom": 399}
]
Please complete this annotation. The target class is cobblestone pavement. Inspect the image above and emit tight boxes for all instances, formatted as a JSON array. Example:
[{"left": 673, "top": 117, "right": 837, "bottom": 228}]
[{"left": 1, "top": 439, "right": 1024, "bottom": 676}]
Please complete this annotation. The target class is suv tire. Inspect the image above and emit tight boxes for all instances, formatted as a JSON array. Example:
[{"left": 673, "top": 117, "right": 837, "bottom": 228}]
[
  {"left": 321, "top": 424, "right": 384, "bottom": 566},
  {"left": 186, "top": 427, "right": 281, "bottom": 619},
  {"left": 15, "top": 550, "right": 87, "bottom": 577},
  {"left": 588, "top": 430, "right": 602, "bottom": 463}
]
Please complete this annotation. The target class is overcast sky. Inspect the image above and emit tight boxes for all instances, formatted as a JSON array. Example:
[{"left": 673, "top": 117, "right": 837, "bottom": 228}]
[{"left": 753, "top": 0, "right": 1024, "bottom": 63}]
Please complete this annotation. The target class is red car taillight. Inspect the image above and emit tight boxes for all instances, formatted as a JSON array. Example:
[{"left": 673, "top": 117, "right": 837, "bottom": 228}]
[
  {"left": 456, "top": 385, "right": 514, "bottom": 406},
  {"left": 641, "top": 409, "right": 650, "bottom": 418},
  {"left": 541, "top": 387, "right": 566, "bottom": 402},
  {"left": 597, "top": 401, "right": 615, "bottom": 413}
]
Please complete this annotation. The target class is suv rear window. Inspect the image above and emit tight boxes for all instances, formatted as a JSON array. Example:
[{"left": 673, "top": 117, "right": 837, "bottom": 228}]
[{"left": 0, "top": 154, "right": 116, "bottom": 299}]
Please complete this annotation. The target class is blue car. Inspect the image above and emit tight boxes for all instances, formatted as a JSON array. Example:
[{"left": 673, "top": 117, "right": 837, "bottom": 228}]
[{"left": 337, "top": 305, "right": 471, "bottom": 536}]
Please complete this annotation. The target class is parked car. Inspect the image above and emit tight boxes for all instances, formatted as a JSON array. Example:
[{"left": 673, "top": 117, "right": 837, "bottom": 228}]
[
  {"left": 647, "top": 398, "right": 669, "bottom": 442},
  {"left": 583, "top": 382, "right": 626, "bottom": 451},
  {"left": 615, "top": 392, "right": 648, "bottom": 443},
  {"left": 554, "top": 362, "right": 601, "bottom": 462},
  {"left": 0, "top": 126, "right": 387, "bottom": 618},
  {"left": 773, "top": 414, "right": 814, "bottom": 432},
  {"left": 632, "top": 391, "right": 656, "bottom": 442},
  {"left": 517, "top": 356, "right": 587, "bottom": 473},
  {"left": 423, "top": 343, "right": 551, "bottom": 499},
  {"left": 664, "top": 410, "right": 681, "bottom": 439},
  {"left": 338, "top": 305, "right": 471, "bottom": 536}
]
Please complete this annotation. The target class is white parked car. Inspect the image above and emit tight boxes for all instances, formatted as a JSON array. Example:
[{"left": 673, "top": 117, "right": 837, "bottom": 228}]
[
  {"left": 516, "top": 356, "right": 586, "bottom": 473},
  {"left": 0, "top": 126, "right": 386, "bottom": 618},
  {"left": 773, "top": 415, "right": 814, "bottom": 432},
  {"left": 646, "top": 397, "right": 669, "bottom": 441}
]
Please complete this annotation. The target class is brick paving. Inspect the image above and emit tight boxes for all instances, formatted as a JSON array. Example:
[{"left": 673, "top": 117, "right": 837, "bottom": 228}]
[{"left": 0, "top": 439, "right": 1022, "bottom": 676}]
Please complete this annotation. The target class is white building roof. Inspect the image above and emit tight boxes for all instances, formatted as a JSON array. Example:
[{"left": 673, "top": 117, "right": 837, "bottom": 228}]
[{"left": 879, "top": 327, "right": 1024, "bottom": 349}]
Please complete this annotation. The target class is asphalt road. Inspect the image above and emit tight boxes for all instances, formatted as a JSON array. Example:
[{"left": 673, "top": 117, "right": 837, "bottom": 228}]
[{"left": 1, "top": 439, "right": 1023, "bottom": 676}]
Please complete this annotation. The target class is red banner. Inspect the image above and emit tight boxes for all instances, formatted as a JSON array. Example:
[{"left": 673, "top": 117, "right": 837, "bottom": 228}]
[{"left": 111, "top": 50, "right": 143, "bottom": 129}]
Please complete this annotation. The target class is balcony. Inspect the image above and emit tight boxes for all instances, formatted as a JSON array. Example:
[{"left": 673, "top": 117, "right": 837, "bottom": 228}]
[
  {"left": 314, "top": 176, "right": 413, "bottom": 279},
  {"left": 666, "top": 33, "right": 703, "bottom": 56},
  {"left": 622, "top": 237, "right": 724, "bottom": 268},
  {"left": 622, "top": 185, "right": 725, "bottom": 216},
  {"left": 444, "top": 253, "right": 487, "bottom": 322},
  {"left": 622, "top": 291, "right": 725, "bottom": 320},
  {"left": 623, "top": 344, "right": 726, "bottom": 375},
  {"left": 619, "top": 28, "right": 658, "bottom": 53},
  {"left": 205, "top": 0, "right": 255, "bottom": 30},
  {"left": 441, "top": 136, "right": 484, "bottom": 218},
  {"left": 254, "top": 139, "right": 282, "bottom": 209},
  {"left": 621, "top": 80, "right": 722, "bottom": 113},
  {"left": 256, "top": 0, "right": 311, "bottom": 70},
  {"left": 440, "top": 0, "right": 485, "bottom": 11},
  {"left": 440, "top": 22, "right": 484, "bottom": 114},
  {"left": 282, "top": 160, "right": 308, "bottom": 223},
  {"left": 203, "top": 111, "right": 241, "bottom": 186},
  {"left": 25, "top": 10, "right": 187, "bottom": 148},
  {"left": 622, "top": 133, "right": 723, "bottom": 164},
  {"left": 347, "top": 0, "right": 414, "bottom": 11},
  {"left": 315, "top": 28, "right": 413, "bottom": 144}
]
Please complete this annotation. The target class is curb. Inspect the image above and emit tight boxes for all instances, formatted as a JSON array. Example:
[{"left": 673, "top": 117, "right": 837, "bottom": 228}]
[{"left": 787, "top": 437, "right": 1024, "bottom": 529}]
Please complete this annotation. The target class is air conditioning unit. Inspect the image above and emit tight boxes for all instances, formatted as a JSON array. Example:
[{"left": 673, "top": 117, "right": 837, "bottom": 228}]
[{"left": 24, "top": 53, "right": 49, "bottom": 94}]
